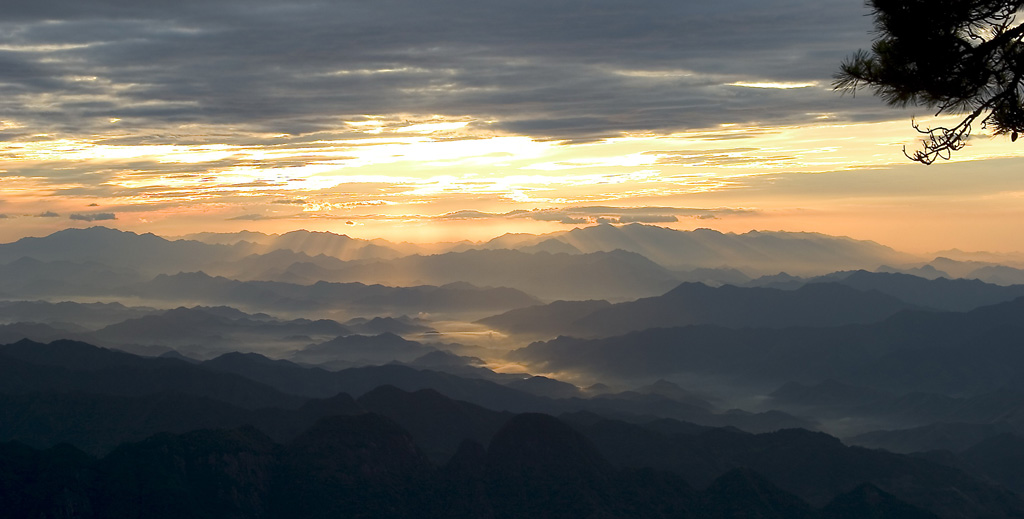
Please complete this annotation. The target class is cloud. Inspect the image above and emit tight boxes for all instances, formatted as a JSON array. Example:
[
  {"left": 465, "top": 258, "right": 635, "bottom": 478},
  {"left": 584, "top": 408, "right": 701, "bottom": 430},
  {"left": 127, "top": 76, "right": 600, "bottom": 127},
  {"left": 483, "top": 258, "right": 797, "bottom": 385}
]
[
  {"left": 618, "top": 215, "right": 679, "bottom": 224},
  {"left": 438, "top": 210, "right": 502, "bottom": 220},
  {"left": 0, "top": 0, "right": 883, "bottom": 146},
  {"left": 69, "top": 212, "right": 116, "bottom": 221},
  {"left": 36, "top": 211, "right": 60, "bottom": 218},
  {"left": 228, "top": 214, "right": 273, "bottom": 221},
  {"left": 432, "top": 206, "right": 753, "bottom": 225},
  {"left": 526, "top": 206, "right": 753, "bottom": 224}
]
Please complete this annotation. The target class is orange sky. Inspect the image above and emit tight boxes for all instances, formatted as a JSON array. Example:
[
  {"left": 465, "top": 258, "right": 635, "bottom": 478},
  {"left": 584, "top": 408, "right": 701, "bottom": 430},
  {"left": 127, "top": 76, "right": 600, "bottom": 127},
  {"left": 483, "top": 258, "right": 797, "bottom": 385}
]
[
  {"left": 3, "top": 1, "right": 1024, "bottom": 254},
  {"left": 3, "top": 114, "right": 1024, "bottom": 254}
]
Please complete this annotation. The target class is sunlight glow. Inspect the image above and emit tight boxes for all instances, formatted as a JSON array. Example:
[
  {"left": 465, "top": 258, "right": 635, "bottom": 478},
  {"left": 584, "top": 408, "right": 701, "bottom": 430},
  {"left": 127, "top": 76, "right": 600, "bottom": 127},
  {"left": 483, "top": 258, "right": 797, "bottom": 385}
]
[{"left": 728, "top": 81, "right": 820, "bottom": 89}]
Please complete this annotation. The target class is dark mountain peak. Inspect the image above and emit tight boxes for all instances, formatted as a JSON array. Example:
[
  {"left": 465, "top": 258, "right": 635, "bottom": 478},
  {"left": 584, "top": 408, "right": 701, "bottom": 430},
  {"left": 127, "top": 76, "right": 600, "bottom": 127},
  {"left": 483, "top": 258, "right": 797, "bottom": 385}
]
[
  {"left": 439, "top": 280, "right": 479, "bottom": 290},
  {"left": 475, "top": 299, "right": 612, "bottom": 337},
  {"left": 6, "top": 256, "right": 44, "bottom": 267},
  {"left": 51, "top": 225, "right": 136, "bottom": 238},
  {"left": 158, "top": 349, "right": 199, "bottom": 363},
  {"left": 692, "top": 226, "right": 725, "bottom": 235},
  {"left": 97, "top": 425, "right": 279, "bottom": 519},
  {"left": 355, "top": 385, "right": 496, "bottom": 422},
  {"left": 564, "top": 279, "right": 916, "bottom": 337},
  {"left": 794, "top": 281, "right": 867, "bottom": 296},
  {"left": 296, "top": 392, "right": 362, "bottom": 416},
  {"left": 663, "top": 281, "right": 720, "bottom": 296},
  {"left": 521, "top": 238, "right": 581, "bottom": 255},
  {"left": 444, "top": 438, "right": 488, "bottom": 475},
  {"left": 409, "top": 349, "right": 481, "bottom": 368},
  {"left": 484, "top": 413, "right": 621, "bottom": 519},
  {"left": 346, "top": 315, "right": 435, "bottom": 335},
  {"left": 275, "top": 414, "right": 434, "bottom": 518},
  {"left": 205, "top": 350, "right": 279, "bottom": 367},
  {"left": 153, "top": 270, "right": 216, "bottom": 282},
  {"left": 286, "top": 413, "right": 429, "bottom": 474},
  {"left": 821, "top": 483, "right": 940, "bottom": 519},
  {"left": 702, "top": 467, "right": 817, "bottom": 519},
  {"left": 279, "top": 229, "right": 353, "bottom": 240},
  {"left": 757, "top": 428, "right": 845, "bottom": 450},
  {"left": 308, "top": 331, "right": 415, "bottom": 352},
  {"left": 486, "top": 413, "right": 611, "bottom": 476},
  {"left": 192, "top": 305, "right": 273, "bottom": 321},
  {"left": 0, "top": 338, "right": 146, "bottom": 370}
]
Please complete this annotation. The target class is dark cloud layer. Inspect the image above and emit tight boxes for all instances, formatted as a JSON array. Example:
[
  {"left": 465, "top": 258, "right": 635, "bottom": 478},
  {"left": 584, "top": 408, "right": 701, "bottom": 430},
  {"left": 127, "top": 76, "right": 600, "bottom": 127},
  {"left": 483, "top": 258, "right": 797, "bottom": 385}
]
[{"left": 0, "top": 1, "right": 883, "bottom": 144}]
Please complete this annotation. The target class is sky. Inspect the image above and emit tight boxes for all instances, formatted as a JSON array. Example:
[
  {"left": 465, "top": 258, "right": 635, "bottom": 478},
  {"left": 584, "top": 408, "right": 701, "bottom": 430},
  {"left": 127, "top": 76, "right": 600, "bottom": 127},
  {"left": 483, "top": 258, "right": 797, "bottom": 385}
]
[{"left": 2, "top": 0, "right": 1024, "bottom": 253}]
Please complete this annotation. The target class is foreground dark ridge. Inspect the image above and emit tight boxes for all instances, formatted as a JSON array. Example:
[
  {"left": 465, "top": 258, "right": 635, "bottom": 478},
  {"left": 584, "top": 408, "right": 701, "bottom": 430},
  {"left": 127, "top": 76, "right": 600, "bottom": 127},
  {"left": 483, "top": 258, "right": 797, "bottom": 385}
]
[
  {"left": 1, "top": 338, "right": 1023, "bottom": 518},
  {"left": 3, "top": 412, "right": 982, "bottom": 519}
]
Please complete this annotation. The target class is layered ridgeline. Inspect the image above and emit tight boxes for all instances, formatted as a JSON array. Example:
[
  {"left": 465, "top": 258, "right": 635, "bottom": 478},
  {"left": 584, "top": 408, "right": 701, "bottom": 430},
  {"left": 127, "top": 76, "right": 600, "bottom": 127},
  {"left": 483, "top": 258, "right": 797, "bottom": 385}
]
[
  {"left": 0, "top": 225, "right": 925, "bottom": 303},
  {"left": 2, "top": 338, "right": 1022, "bottom": 519},
  {"left": 478, "top": 271, "right": 1024, "bottom": 338},
  {"left": 8, "top": 225, "right": 1024, "bottom": 517},
  {"left": 508, "top": 296, "right": 1024, "bottom": 394}
]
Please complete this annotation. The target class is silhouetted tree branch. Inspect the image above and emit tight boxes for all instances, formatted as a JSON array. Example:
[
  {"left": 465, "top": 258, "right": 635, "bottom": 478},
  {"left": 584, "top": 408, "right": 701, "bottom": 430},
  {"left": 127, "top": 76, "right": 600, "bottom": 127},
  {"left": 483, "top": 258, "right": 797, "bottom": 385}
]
[{"left": 835, "top": 0, "right": 1024, "bottom": 164}]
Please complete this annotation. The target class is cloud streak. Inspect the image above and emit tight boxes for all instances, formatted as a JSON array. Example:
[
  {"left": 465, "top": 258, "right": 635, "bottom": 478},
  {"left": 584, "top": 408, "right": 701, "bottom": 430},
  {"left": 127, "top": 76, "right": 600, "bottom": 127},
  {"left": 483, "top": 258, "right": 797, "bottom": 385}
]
[
  {"left": 0, "top": 0, "right": 880, "bottom": 145},
  {"left": 69, "top": 212, "right": 116, "bottom": 221},
  {"left": 437, "top": 206, "right": 754, "bottom": 225}
]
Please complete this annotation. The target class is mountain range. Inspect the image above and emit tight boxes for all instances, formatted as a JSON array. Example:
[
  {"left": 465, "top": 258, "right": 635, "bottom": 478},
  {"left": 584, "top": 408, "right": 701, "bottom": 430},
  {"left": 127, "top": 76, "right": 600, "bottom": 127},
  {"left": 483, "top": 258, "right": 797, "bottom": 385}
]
[{"left": 508, "top": 296, "right": 1024, "bottom": 396}]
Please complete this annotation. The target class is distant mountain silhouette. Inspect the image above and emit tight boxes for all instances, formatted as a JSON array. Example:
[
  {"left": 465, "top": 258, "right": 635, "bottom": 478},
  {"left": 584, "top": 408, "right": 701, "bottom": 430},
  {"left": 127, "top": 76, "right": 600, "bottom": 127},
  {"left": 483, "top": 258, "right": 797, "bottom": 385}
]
[
  {"left": 0, "top": 226, "right": 249, "bottom": 274},
  {"left": 510, "top": 297, "right": 1024, "bottom": 395},
  {"left": 967, "top": 264, "right": 1024, "bottom": 286},
  {"left": 344, "top": 315, "right": 435, "bottom": 335},
  {"left": 849, "top": 423, "right": 1016, "bottom": 454},
  {"left": 0, "top": 321, "right": 85, "bottom": 344},
  {"left": 476, "top": 299, "right": 613, "bottom": 337},
  {"left": 488, "top": 282, "right": 919, "bottom": 338},
  {"left": 877, "top": 263, "right": 950, "bottom": 280},
  {"left": 672, "top": 266, "right": 753, "bottom": 286},
  {"left": 123, "top": 271, "right": 540, "bottom": 316},
  {"left": 0, "top": 339, "right": 303, "bottom": 410},
  {"left": 291, "top": 332, "right": 436, "bottom": 366},
  {"left": 184, "top": 228, "right": 405, "bottom": 260},
  {"left": 0, "top": 257, "right": 145, "bottom": 297},
  {"left": 485, "top": 223, "right": 916, "bottom": 275},
  {"left": 198, "top": 347, "right": 807, "bottom": 433},
  {"left": 808, "top": 270, "right": 1024, "bottom": 312},
  {"left": 87, "top": 306, "right": 349, "bottom": 355},
  {"left": 287, "top": 248, "right": 683, "bottom": 300}
]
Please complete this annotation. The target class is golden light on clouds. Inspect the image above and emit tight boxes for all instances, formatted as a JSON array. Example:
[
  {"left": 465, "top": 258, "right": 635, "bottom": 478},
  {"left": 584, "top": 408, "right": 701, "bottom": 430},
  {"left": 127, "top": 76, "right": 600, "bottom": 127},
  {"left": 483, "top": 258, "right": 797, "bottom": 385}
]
[{"left": 4, "top": 109, "right": 1024, "bottom": 251}]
